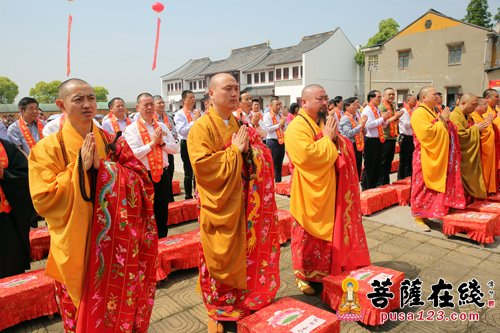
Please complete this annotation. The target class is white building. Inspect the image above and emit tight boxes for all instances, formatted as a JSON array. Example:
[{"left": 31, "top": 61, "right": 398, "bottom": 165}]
[{"left": 161, "top": 28, "right": 360, "bottom": 110}]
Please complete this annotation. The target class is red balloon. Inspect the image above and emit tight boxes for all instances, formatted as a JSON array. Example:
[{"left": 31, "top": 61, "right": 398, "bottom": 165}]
[{"left": 152, "top": 2, "right": 165, "bottom": 13}]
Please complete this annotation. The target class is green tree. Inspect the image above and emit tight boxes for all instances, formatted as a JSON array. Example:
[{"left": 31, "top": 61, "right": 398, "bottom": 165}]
[
  {"left": 29, "top": 80, "right": 61, "bottom": 103},
  {"left": 94, "top": 86, "right": 109, "bottom": 102},
  {"left": 495, "top": 7, "right": 500, "bottom": 23},
  {"left": 0, "top": 77, "right": 19, "bottom": 104},
  {"left": 355, "top": 18, "right": 400, "bottom": 66},
  {"left": 464, "top": 0, "right": 493, "bottom": 28}
]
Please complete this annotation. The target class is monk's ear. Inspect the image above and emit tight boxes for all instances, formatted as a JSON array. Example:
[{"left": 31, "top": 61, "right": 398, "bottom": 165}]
[{"left": 55, "top": 98, "right": 65, "bottom": 113}]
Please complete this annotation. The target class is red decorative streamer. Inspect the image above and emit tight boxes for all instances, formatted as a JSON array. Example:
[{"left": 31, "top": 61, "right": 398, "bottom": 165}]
[
  {"left": 66, "top": 14, "right": 73, "bottom": 76},
  {"left": 152, "top": 17, "right": 161, "bottom": 71}
]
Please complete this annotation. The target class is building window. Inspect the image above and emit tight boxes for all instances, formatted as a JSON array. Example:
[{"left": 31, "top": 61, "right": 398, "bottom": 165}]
[
  {"left": 269, "top": 71, "right": 274, "bottom": 82},
  {"left": 300, "top": 66, "right": 303, "bottom": 78},
  {"left": 398, "top": 51, "right": 410, "bottom": 70},
  {"left": 448, "top": 45, "right": 462, "bottom": 65},
  {"left": 203, "top": 80, "right": 206, "bottom": 88},
  {"left": 293, "top": 66, "right": 299, "bottom": 79},
  {"left": 283, "top": 67, "right": 289, "bottom": 80},
  {"left": 254, "top": 73, "right": 259, "bottom": 84},
  {"left": 260, "top": 72, "right": 265, "bottom": 83},
  {"left": 194, "top": 81, "right": 198, "bottom": 90},
  {"left": 368, "top": 55, "right": 379, "bottom": 70},
  {"left": 189, "top": 82, "right": 192, "bottom": 90},
  {"left": 247, "top": 74, "right": 252, "bottom": 85},
  {"left": 276, "top": 68, "right": 282, "bottom": 80}
]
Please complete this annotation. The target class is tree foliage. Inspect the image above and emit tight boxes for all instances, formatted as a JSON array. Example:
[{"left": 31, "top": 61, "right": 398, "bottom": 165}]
[
  {"left": 495, "top": 7, "right": 500, "bottom": 23},
  {"left": 464, "top": 0, "right": 493, "bottom": 28},
  {"left": 355, "top": 18, "right": 400, "bottom": 66},
  {"left": 29, "top": 80, "right": 61, "bottom": 103},
  {"left": 0, "top": 77, "right": 19, "bottom": 104},
  {"left": 94, "top": 86, "right": 109, "bottom": 102}
]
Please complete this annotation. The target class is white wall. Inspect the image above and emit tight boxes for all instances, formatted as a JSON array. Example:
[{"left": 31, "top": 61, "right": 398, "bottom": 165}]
[
  {"left": 275, "top": 84, "right": 304, "bottom": 105},
  {"left": 304, "top": 28, "right": 359, "bottom": 99}
]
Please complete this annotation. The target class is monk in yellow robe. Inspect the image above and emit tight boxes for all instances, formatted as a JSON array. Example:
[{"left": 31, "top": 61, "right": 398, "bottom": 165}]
[
  {"left": 471, "top": 97, "right": 496, "bottom": 193},
  {"left": 410, "top": 87, "right": 466, "bottom": 231},
  {"left": 285, "top": 84, "right": 369, "bottom": 295},
  {"left": 29, "top": 79, "right": 157, "bottom": 332},
  {"left": 483, "top": 88, "right": 500, "bottom": 189},
  {"left": 449, "top": 94, "right": 487, "bottom": 199},
  {"left": 188, "top": 73, "right": 280, "bottom": 332}
]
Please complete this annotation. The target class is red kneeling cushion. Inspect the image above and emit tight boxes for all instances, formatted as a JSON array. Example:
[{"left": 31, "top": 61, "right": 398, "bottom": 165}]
[
  {"left": 0, "top": 270, "right": 58, "bottom": 331},
  {"left": 168, "top": 201, "right": 184, "bottom": 226},
  {"left": 360, "top": 187, "right": 398, "bottom": 215},
  {"left": 322, "top": 265, "right": 404, "bottom": 326},
  {"left": 275, "top": 181, "right": 291, "bottom": 196},
  {"left": 181, "top": 199, "right": 199, "bottom": 222},
  {"left": 382, "top": 184, "right": 411, "bottom": 206},
  {"left": 172, "top": 180, "right": 181, "bottom": 195},
  {"left": 29, "top": 227, "right": 50, "bottom": 261},
  {"left": 442, "top": 211, "right": 497, "bottom": 244},
  {"left": 467, "top": 201, "right": 500, "bottom": 236},
  {"left": 237, "top": 297, "right": 340, "bottom": 333},
  {"left": 156, "top": 229, "right": 200, "bottom": 281}
]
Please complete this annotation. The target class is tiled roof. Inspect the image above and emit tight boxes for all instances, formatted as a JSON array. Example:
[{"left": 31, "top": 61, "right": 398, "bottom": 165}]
[
  {"left": 200, "top": 43, "right": 271, "bottom": 75},
  {"left": 161, "top": 57, "right": 211, "bottom": 81}
]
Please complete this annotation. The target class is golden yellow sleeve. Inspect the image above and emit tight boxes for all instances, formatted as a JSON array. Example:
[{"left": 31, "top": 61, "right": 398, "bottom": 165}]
[
  {"left": 411, "top": 106, "right": 449, "bottom": 193},
  {"left": 187, "top": 116, "right": 247, "bottom": 289},
  {"left": 285, "top": 112, "right": 338, "bottom": 241}
]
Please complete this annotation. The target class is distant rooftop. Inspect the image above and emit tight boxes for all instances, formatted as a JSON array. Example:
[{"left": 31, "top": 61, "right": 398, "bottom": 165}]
[{"left": 200, "top": 43, "right": 271, "bottom": 75}]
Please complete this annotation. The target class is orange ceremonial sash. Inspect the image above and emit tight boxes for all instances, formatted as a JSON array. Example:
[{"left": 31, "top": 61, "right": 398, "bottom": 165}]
[
  {"left": 137, "top": 118, "right": 164, "bottom": 183},
  {"left": 18, "top": 117, "right": 43, "bottom": 148},
  {"left": 271, "top": 113, "right": 284, "bottom": 144},
  {"left": 0, "top": 142, "right": 11, "bottom": 213},
  {"left": 369, "top": 104, "right": 385, "bottom": 143}
]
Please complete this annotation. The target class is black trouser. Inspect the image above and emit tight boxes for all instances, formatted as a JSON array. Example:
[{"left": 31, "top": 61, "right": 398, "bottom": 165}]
[
  {"left": 180, "top": 139, "right": 194, "bottom": 199},
  {"left": 362, "top": 137, "right": 384, "bottom": 190},
  {"left": 149, "top": 168, "right": 169, "bottom": 239},
  {"left": 166, "top": 154, "right": 175, "bottom": 202},
  {"left": 378, "top": 139, "right": 396, "bottom": 186},
  {"left": 266, "top": 139, "right": 285, "bottom": 182},
  {"left": 398, "top": 134, "right": 414, "bottom": 180}
]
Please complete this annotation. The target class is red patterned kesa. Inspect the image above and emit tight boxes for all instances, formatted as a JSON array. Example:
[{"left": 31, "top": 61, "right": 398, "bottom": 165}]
[
  {"left": 67, "top": 138, "right": 158, "bottom": 333},
  {"left": 199, "top": 127, "right": 280, "bottom": 321},
  {"left": 442, "top": 211, "right": 497, "bottom": 244},
  {"left": 276, "top": 209, "right": 294, "bottom": 244},
  {"left": 29, "top": 226, "right": 50, "bottom": 261},
  {"left": 322, "top": 265, "right": 405, "bottom": 326},
  {"left": 0, "top": 270, "right": 58, "bottom": 331},
  {"left": 237, "top": 297, "right": 340, "bottom": 333},
  {"left": 411, "top": 121, "right": 466, "bottom": 218},
  {"left": 467, "top": 201, "right": 500, "bottom": 235},
  {"left": 156, "top": 229, "right": 200, "bottom": 281}
]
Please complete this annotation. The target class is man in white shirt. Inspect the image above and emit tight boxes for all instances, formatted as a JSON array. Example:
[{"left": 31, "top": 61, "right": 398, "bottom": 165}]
[
  {"left": 101, "top": 97, "right": 131, "bottom": 137},
  {"left": 361, "top": 90, "right": 391, "bottom": 189},
  {"left": 124, "top": 92, "right": 179, "bottom": 238},
  {"left": 174, "top": 90, "right": 200, "bottom": 199},
  {"left": 262, "top": 96, "right": 286, "bottom": 182},
  {"left": 398, "top": 94, "right": 417, "bottom": 180},
  {"left": 153, "top": 95, "right": 177, "bottom": 203}
]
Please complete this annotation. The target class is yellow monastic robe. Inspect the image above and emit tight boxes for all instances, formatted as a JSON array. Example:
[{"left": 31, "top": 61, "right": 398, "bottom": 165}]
[
  {"left": 410, "top": 104, "right": 449, "bottom": 193},
  {"left": 28, "top": 121, "right": 107, "bottom": 306},
  {"left": 285, "top": 109, "right": 338, "bottom": 241},
  {"left": 187, "top": 110, "right": 247, "bottom": 289},
  {"left": 471, "top": 111, "right": 496, "bottom": 193},
  {"left": 449, "top": 108, "right": 487, "bottom": 198}
]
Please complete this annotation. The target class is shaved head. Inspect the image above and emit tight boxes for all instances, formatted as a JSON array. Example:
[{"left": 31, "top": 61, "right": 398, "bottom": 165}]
[
  {"left": 58, "top": 78, "right": 90, "bottom": 99},
  {"left": 208, "top": 73, "right": 239, "bottom": 115},
  {"left": 209, "top": 73, "right": 237, "bottom": 90},
  {"left": 459, "top": 93, "right": 478, "bottom": 114},
  {"left": 301, "top": 84, "right": 324, "bottom": 99},
  {"left": 418, "top": 86, "right": 434, "bottom": 101}
]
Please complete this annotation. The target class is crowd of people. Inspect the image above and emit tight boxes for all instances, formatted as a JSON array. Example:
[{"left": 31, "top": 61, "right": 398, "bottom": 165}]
[{"left": 0, "top": 74, "right": 498, "bottom": 332}]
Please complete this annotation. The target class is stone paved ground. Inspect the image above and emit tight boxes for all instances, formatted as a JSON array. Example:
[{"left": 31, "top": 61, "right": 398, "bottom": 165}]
[{"left": 6, "top": 164, "right": 500, "bottom": 332}]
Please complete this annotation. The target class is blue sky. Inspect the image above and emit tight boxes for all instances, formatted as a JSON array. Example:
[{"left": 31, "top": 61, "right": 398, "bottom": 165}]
[{"left": 1, "top": 0, "right": 498, "bottom": 102}]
